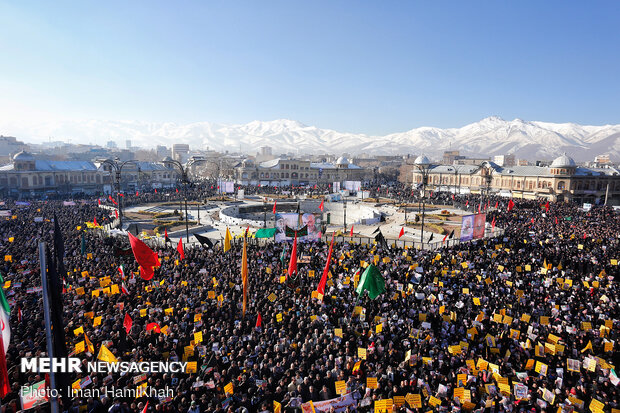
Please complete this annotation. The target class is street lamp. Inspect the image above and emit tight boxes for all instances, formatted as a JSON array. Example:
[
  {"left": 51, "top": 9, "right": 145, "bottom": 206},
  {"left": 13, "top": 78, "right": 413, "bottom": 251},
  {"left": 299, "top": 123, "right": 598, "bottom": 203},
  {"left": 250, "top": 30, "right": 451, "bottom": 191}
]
[
  {"left": 414, "top": 155, "right": 432, "bottom": 247},
  {"left": 101, "top": 158, "right": 137, "bottom": 229},
  {"left": 484, "top": 173, "right": 493, "bottom": 206},
  {"left": 162, "top": 157, "right": 206, "bottom": 243}
]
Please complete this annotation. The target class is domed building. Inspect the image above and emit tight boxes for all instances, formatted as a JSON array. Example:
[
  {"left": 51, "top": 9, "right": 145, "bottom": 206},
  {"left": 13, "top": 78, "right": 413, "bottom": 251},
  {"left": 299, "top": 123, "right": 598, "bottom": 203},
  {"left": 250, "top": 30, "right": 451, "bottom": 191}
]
[
  {"left": 233, "top": 154, "right": 371, "bottom": 187},
  {"left": 412, "top": 153, "right": 620, "bottom": 205}
]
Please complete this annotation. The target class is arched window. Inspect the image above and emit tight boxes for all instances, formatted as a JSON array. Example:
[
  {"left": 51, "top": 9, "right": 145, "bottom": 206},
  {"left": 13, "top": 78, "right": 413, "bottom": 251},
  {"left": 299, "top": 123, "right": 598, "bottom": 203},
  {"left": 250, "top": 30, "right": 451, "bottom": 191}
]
[{"left": 557, "top": 181, "right": 566, "bottom": 190}]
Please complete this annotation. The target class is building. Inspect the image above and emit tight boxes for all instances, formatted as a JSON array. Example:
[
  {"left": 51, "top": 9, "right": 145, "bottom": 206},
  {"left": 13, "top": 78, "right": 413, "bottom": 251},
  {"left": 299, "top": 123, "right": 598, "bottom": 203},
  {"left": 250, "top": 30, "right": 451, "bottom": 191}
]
[
  {"left": 156, "top": 145, "right": 169, "bottom": 159},
  {"left": 0, "top": 136, "right": 29, "bottom": 156},
  {"left": 0, "top": 151, "right": 183, "bottom": 197},
  {"left": 412, "top": 154, "right": 620, "bottom": 205},
  {"left": 493, "top": 154, "right": 516, "bottom": 167},
  {"left": 172, "top": 144, "right": 190, "bottom": 163},
  {"left": 106, "top": 140, "right": 117, "bottom": 149},
  {"left": 125, "top": 140, "right": 132, "bottom": 149},
  {"left": 0, "top": 151, "right": 107, "bottom": 196},
  {"left": 443, "top": 150, "right": 465, "bottom": 165},
  {"left": 234, "top": 156, "right": 372, "bottom": 187}
]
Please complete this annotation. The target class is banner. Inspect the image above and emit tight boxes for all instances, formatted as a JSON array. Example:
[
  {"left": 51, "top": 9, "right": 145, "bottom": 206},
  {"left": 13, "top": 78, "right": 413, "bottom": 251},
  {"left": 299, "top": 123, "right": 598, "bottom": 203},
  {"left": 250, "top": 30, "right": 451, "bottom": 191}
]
[
  {"left": 218, "top": 180, "right": 235, "bottom": 194},
  {"left": 473, "top": 213, "right": 486, "bottom": 239},
  {"left": 344, "top": 181, "right": 362, "bottom": 192},
  {"left": 460, "top": 214, "right": 475, "bottom": 241},
  {"left": 301, "top": 393, "right": 356, "bottom": 413},
  {"left": 275, "top": 213, "right": 322, "bottom": 242}
]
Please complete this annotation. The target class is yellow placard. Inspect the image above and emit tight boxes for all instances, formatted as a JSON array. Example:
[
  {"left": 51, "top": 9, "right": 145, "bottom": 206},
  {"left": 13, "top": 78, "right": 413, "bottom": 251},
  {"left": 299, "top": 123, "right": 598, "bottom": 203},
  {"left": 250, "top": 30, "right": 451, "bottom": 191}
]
[
  {"left": 224, "top": 382, "right": 233, "bottom": 395},
  {"left": 366, "top": 377, "right": 378, "bottom": 389},
  {"left": 334, "top": 380, "right": 346, "bottom": 395}
]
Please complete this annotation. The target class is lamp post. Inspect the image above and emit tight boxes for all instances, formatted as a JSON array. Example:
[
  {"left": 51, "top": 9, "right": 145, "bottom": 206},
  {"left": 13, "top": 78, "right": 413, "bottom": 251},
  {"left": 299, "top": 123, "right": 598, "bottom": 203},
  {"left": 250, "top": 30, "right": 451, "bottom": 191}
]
[
  {"left": 163, "top": 157, "right": 206, "bottom": 243},
  {"left": 414, "top": 155, "right": 432, "bottom": 247},
  {"left": 485, "top": 173, "right": 493, "bottom": 208},
  {"left": 101, "top": 158, "right": 137, "bottom": 229},
  {"left": 343, "top": 195, "right": 347, "bottom": 233}
]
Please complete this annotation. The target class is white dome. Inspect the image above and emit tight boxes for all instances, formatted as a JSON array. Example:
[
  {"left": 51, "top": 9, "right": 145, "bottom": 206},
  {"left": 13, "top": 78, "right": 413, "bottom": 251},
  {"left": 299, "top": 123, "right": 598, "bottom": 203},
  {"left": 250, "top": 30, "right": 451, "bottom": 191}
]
[
  {"left": 414, "top": 155, "right": 431, "bottom": 166},
  {"left": 335, "top": 156, "right": 349, "bottom": 165},
  {"left": 551, "top": 154, "right": 576, "bottom": 168},
  {"left": 13, "top": 151, "right": 34, "bottom": 161}
]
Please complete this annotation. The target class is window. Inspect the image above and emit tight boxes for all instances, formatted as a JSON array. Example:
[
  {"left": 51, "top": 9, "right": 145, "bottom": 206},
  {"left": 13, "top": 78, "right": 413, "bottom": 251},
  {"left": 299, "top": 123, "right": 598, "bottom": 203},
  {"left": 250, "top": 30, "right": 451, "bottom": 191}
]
[
  {"left": 22, "top": 177, "right": 29, "bottom": 187},
  {"left": 557, "top": 181, "right": 566, "bottom": 190}
]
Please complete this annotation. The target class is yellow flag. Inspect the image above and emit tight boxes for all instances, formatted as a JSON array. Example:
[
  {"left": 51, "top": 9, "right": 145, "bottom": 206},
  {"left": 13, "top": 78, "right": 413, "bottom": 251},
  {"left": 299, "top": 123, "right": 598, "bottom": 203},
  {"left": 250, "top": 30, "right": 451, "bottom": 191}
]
[
  {"left": 97, "top": 344, "right": 118, "bottom": 363},
  {"left": 580, "top": 340, "right": 593, "bottom": 353},
  {"left": 224, "top": 227, "right": 232, "bottom": 252},
  {"left": 84, "top": 333, "right": 95, "bottom": 353}
]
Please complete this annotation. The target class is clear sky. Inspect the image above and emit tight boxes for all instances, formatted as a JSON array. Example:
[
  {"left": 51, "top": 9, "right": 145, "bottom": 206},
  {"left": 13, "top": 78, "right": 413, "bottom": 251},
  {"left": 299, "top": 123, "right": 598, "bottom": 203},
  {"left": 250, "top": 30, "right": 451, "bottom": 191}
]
[{"left": 1, "top": 1, "right": 619, "bottom": 135}]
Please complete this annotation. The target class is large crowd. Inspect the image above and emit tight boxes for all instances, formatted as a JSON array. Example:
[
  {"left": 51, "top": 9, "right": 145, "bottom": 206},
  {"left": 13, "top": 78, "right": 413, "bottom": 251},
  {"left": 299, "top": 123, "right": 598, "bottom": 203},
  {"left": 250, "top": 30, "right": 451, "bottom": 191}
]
[{"left": 0, "top": 191, "right": 618, "bottom": 413}]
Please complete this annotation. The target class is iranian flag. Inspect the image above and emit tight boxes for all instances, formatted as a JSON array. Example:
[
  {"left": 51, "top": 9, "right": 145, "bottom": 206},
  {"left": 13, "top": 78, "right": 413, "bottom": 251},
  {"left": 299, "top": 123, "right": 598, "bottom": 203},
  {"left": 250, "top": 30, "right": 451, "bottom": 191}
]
[
  {"left": 0, "top": 285, "right": 10, "bottom": 397},
  {"left": 20, "top": 380, "right": 49, "bottom": 409},
  {"left": 118, "top": 264, "right": 125, "bottom": 280}
]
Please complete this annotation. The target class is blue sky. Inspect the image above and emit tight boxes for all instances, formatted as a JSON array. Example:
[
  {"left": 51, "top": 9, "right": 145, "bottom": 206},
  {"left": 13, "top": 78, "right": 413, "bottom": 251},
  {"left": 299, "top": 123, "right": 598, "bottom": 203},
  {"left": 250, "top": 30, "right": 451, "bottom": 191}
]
[{"left": 0, "top": 1, "right": 619, "bottom": 135}]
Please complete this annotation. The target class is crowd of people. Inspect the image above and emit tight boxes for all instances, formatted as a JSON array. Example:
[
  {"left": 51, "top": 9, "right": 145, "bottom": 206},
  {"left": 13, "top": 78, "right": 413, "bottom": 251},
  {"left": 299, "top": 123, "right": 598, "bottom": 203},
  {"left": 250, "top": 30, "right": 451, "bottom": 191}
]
[{"left": 0, "top": 191, "right": 618, "bottom": 413}]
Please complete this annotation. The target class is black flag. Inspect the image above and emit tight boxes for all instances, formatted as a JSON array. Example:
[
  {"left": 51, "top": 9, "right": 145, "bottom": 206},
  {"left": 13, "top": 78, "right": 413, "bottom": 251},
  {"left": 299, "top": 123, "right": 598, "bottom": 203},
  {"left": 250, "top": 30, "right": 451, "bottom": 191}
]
[
  {"left": 286, "top": 225, "right": 308, "bottom": 237},
  {"left": 372, "top": 226, "right": 381, "bottom": 235},
  {"left": 449, "top": 229, "right": 455, "bottom": 239},
  {"left": 428, "top": 233, "right": 434, "bottom": 242},
  {"left": 194, "top": 233, "right": 214, "bottom": 248},
  {"left": 50, "top": 215, "right": 70, "bottom": 403},
  {"left": 374, "top": 230, "right": 389, "bottom": 249}
]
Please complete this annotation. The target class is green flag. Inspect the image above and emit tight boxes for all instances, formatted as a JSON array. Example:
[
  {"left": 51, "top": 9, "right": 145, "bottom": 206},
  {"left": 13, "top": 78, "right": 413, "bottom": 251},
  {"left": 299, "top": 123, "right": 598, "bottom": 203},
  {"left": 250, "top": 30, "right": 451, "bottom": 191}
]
[
  {"left": 355, "top": 264, "right": 386, "bottom": 300},
  {"left": 255, "top": 228, "right": 277, "bottom": 238}
]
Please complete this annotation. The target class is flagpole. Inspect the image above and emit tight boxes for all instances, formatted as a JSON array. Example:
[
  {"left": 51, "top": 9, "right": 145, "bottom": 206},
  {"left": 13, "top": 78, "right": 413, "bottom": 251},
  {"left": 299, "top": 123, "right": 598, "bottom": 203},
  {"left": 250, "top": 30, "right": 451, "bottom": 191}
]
[{"left": 39, "top": 241, "right": 59, "bottom": 413}]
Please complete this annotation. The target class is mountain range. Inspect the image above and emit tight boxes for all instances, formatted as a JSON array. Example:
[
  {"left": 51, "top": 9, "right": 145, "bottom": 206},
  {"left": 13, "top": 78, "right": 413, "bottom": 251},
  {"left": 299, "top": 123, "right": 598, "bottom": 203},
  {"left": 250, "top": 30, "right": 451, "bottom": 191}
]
[{"left": 6, "top": 116, "right": 620, "bottom": 161}]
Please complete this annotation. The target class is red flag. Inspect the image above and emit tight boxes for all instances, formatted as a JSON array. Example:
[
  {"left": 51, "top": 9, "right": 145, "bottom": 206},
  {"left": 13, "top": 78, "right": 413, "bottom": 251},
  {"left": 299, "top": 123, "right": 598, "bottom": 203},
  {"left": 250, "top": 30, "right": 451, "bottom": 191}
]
[
  {"left": 94, "top": 217, "right": 98, "bottom": 226},
  {"left": 176, "top": 188, "right": 179, "bottom": 193},
  {"left": 123, "top": 313, "right": 133, "bottom": 334},
  {"left": 273, "top": 200, "right": 277, "bottom": 214},
  {"left": 287, "top": 232, "right": 298, "bottom": 278},
  {"left": 399, "top": 227, "right": 405, "bottom": 238},
  {"left": 142, "top": 401, "right": 149, "bottom": 413},
  {"left": 136, "top": 191, "right": 139, "bottom": 196},
  {"left": 0, "top": 335, "right": 9, "bottom": 398},
  {"left": 583, "top": 233, "right": 587, "bottom": 239},
  {"left": 154, "top": 188, "right": 157, "bottom": 194},
  {"left": 118, "top": 193, "right": 124, "bottom": 197},
  {"left": 555, "top": 217, "right": 558, "bottom": 225},
  {"left": 350, "top": 225, "right": 354, "bottom": 237},
  {"left": 317, "top": 233, "right": 334, "bottom": 300},
  {"left": 256, "top": 312, "right": 262, "bottom": 328},
  {"left": 98, "top": 198, "right": 101, "bottom": 205},
  {"left": 108, "top": 195, "right": 118, "bottom": 205},
  {"left": 491, "top": 216, "right": 496, "bottom": 232},
  {"left": 17, "top": 307, "right": 22, "bottom": 323},
  {"left": 466, "top": 200, "right": 469, "bottom": 207},
  {"left": 531, "top": 218, "right": 534, "bottom": 224},
  {"left": 478, "top": 203, "right": 481, "bottom": 214},
  {"left": 115, "top": 210, "right": 118, "bottom": 219},
  {"left": 146, "top": 322, "right": 161, "bottom": 333},
  {"left": 507, "top": 199, "right": 515, "bottom": 211},
  {"left": 545, "top": 201, "right": 550, "bottom": 212},
  {"left": 442, "top": 233, "right": 448, "bottom": 243},
  {"left": 128, "top": 233, "right": 160, "bottom": 280},
  {"left": 319, "top": 199, "right": 324, "bottom": 212},
  {"left": 494, "top": 201, "right": 499, "bottom": 208},
  {"left": 177, "top": 238, "right": 185, "bottom": 259}
]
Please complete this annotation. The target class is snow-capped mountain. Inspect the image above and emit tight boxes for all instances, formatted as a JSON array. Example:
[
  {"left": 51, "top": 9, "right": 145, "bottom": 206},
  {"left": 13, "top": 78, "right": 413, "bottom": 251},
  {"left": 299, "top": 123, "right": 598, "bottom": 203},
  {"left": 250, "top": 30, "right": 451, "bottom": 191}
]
[{"left": 4, "top": 116, "right": 620, "bottom": 161}]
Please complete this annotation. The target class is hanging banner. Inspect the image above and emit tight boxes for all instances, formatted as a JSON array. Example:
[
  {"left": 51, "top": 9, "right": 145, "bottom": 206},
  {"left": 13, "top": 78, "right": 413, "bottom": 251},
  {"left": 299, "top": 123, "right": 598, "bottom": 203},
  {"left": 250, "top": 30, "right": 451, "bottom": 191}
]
[
  {"left": 460, "top": 214, "right": 475, "bottom": 241},
  {"left": 275, "top": 213, "right": 322, "bottom": 242},
  {"left": 473, "top": 213, "right": 487, "bottom": 239}
]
